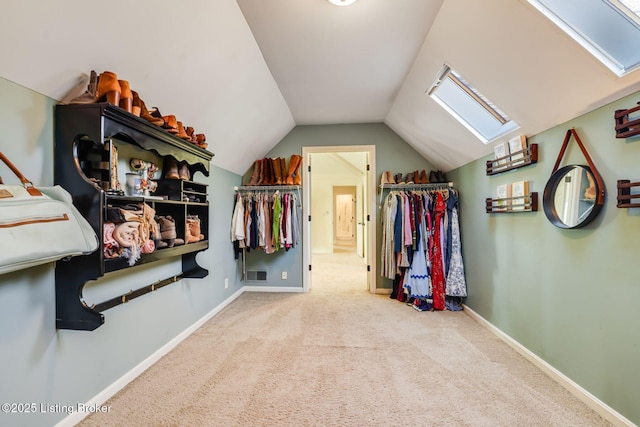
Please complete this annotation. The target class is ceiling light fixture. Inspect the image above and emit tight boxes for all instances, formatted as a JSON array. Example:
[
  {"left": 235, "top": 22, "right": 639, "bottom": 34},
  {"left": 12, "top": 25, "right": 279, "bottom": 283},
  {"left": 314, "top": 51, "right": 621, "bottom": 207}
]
[{"left": 328, "top": 0, "right": 358, "bottom": 6}]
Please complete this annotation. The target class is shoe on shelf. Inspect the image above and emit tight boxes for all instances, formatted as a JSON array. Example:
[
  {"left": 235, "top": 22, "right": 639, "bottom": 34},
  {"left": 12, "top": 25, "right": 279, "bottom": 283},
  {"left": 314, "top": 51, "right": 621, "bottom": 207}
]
[
  {"left": 118, "top": 80, "right": 133, "bottom": 113},
  {"left": 178, "top": 161, "right": 191, "bottom": 181},
  {"left": 162, "top": 115, "right": 178, "bottom": 133},
  {"left": 163, "top": 156, "right": 180, "bottom": 179},
  {"left": 96, "top": 71, "right": 121, "bottom": 106},
  {"left": 62, "top": 71, "right": 97, "bottom": 104}
]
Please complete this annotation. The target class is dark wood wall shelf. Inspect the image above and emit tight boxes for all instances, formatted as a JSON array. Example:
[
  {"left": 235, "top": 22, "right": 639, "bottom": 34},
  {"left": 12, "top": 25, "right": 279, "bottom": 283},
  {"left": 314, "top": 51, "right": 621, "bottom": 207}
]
[
  {"left": 617, "top": 180, "right": 640, "bottom": 208},
  {"left": 486, "top": 144, "right": 538, "bottom": 176},
  {"left": 615, "top": 102, "right": 640, "bottom": 138},
  {"left": 486, "top": 192, "right": 538, "bottom": 213},
  {"left": 54, "top": 103, "right": 214, "bottom": 331}
]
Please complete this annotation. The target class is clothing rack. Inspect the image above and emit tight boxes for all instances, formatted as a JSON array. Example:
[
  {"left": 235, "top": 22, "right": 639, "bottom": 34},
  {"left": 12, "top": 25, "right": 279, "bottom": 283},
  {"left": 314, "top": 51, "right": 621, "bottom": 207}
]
[
  {"left": 234, "top": 185, "right": 301, "bottom": 205},
  {"left": 378, "top": 182, "right": 454, "bottom": 205}
]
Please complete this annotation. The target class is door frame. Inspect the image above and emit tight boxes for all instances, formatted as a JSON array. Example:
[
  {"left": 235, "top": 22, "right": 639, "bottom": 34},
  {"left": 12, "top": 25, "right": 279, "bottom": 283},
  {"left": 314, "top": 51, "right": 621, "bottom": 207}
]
[{"left": 302, "top": 145, "right": 377, "bottom": 293}]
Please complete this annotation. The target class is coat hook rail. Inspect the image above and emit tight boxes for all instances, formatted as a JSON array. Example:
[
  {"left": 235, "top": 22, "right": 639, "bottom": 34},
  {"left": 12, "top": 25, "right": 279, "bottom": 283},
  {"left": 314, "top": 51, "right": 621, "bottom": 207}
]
[{"left": 92, "top": 274, "right": 184, "bottom": 312}]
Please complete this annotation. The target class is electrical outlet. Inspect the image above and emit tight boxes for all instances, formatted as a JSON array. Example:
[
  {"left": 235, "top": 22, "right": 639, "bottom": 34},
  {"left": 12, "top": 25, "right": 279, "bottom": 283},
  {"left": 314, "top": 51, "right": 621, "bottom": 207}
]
[
  {"left": 224, "top": 278, "right": 229, "bottom": 289},
  {"left": 281, "top": 271, "right": 287, "bottom": 280}
]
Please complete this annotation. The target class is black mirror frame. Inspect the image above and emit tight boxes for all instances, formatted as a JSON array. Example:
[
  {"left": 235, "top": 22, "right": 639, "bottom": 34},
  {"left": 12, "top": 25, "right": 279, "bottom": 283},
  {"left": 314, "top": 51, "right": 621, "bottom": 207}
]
[{"left": 543, "top": 164, "right": 604, "bottom": 229}]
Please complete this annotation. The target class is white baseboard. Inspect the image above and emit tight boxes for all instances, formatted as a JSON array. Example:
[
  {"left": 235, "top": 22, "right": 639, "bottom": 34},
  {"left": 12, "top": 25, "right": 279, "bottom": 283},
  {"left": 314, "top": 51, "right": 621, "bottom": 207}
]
[
  {"left": 243, "top": 285, "right": 304, "bottom": 293},
  {"left": 462, "top": 304, "right": 636, "bottom": 427},
  {"left": 55, "top": 288, "right": 245, "bottom": 427}
]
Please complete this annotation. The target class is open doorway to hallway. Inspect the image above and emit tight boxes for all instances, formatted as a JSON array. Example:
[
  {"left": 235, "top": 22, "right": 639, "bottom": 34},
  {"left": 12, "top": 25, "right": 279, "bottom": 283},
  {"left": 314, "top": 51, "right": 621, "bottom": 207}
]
[{"left": 302, "top": 146, "right": 377, "bottom": 294}]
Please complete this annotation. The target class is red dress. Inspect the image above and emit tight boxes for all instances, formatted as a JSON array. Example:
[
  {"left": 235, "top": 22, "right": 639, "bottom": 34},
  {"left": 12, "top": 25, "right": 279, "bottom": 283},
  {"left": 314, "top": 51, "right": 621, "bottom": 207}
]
[{"left": 430, "top": 192, "right": 446, "bottom": 310}]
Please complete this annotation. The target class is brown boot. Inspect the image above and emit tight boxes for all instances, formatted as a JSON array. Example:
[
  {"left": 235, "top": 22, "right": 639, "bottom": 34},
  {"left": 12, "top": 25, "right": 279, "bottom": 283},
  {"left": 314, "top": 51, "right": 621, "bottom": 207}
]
[
  {"left": 176, "top": 121, "right": 191, "bottom": 140},
  {"left": 248, "top": 159, "right": 261, "bottom": 185},
  {"left": 263, "top": 157, "right": 274, "bottom": 185},
  {"left": 178, "top": 161, "right": 190, "bottom": 181},
  {"left": 118, "top": 80, "right": 133, "bottom": 113},
  {"left": 163, "top": 157, "right": 179, "bottom": 179},
  {"left": 131, "top": 91, "right": 142, "bottom": 117},
  {"left": 280, "top": 158, "right": 287, "bottom": 183},
  {"left": 285, "top": 154, "right": 302, "bottom": 185},
  {"left": 273, "top": 157, "right": 283, "bottom": 185},
  {"left": 186, "top": 216, "right": 204, "bottom": 243},
  {"left": 96, "top": 71, "right": 121, "bottom": 106},
  {"left": 257, "top": 158, "right": 265, "bottom": 185}
]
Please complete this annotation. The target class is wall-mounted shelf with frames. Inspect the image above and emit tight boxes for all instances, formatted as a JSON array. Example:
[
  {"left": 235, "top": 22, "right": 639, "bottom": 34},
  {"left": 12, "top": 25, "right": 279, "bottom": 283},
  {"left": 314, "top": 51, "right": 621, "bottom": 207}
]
[
  {"left": 485, "top": 192, "right": 538, "bottom": 213},
  {"left": 486, "top": 144, "right": 538, "bottom": 176}
]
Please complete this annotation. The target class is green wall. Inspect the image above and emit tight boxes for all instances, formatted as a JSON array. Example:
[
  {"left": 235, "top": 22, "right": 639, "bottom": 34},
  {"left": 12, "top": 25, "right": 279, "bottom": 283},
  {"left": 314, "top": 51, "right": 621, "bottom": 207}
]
[
  {"left": 0, "top": 77, "right": 243, "bottom": 427},
  {"left": 448, "top": 91, "right": 640, "bottom": 424}
]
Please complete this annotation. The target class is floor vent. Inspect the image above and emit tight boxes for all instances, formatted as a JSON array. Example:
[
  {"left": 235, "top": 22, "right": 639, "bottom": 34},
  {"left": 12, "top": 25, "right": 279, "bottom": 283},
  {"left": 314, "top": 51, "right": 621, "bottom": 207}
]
[{"left": 246, "top": 270, "right": 267, "bottom": 281}]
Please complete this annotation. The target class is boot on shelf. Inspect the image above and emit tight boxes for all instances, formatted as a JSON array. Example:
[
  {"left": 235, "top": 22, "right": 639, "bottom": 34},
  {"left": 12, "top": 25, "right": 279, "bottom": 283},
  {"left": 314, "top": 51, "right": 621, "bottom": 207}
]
[
  {"left": 118, "top": 80, "right": 133, "bottom": 113},
  {"left": 272, "top": 157, "right": 283, "bottom": 185},
  {"left": 263, "top": 157, "right": 274, "bottom": 185},
  {"left": 178, "top": 161, "right": 190, "bottom": 181},
  {"left": 280, "top": 157, "right": 287, "bottom": 183},
  {"left": 163, "top": 156, "right": 179, "bottom": 179},
  {"left": 63, "top": 70, "right": 99, "bottom": 104},
  {"left": 162, "top": 115, "right": 179, "bottom": 134},
  {"left": 186, "top": 215, "right": 204, "bottom": 244},
  {"left": 285, "top": 154, "right": 302, "bottom": 185},
  {"left": 157, "top": 215, "right": 184, "bottom": 248},
  {"left": 131, "top": 91, "right": 142, "bottom": 117},
  {"left": 248, "top": 159, "right": 262, "bottom": 185},
  {"left": 176, "top": 121, "right": 191, "bottom": 140},
  {"left": 380, "top": 171, "right": 395, "bottom": 186},
  {"left": 96, "top": 71, "right": 121, "bottom": 106},
  {"left": 137, "top": 96, "right": 164, "bottom": 126}
]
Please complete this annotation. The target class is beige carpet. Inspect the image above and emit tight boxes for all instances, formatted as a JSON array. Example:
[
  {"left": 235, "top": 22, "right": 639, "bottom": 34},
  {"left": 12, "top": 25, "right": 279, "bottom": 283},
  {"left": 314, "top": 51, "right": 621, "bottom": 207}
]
[{"left": 79, "top": 253, "right": 611, "bottom": 427}]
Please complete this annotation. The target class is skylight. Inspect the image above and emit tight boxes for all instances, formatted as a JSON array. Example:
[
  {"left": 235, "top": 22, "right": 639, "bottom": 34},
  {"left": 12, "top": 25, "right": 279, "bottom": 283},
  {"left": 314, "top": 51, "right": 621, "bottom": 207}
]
[
  {"left": 427, "top": 65, "right": 519, "bottom": 144},
  {"left": 528, "top": 0, "right": 640, "bottom": 76}
]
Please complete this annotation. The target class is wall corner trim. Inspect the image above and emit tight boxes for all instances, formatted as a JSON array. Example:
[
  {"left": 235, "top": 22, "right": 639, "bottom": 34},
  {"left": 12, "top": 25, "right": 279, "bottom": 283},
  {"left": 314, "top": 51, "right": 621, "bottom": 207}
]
[{"left": 462, "top": 304, "right": 635, "bottom": 427}]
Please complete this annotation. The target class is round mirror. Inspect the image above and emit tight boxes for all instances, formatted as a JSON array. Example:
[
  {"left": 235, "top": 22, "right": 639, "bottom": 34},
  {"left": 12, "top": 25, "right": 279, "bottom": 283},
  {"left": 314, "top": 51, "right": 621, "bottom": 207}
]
[{"left": 543, "top": 165, "right": 604, "bottom": 229}]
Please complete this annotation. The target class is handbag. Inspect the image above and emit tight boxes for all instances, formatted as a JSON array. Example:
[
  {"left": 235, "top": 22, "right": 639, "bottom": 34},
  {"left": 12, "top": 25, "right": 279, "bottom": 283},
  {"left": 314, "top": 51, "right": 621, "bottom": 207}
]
[{"left": 0, "top": 151, "right": 98, "bottom": 275}]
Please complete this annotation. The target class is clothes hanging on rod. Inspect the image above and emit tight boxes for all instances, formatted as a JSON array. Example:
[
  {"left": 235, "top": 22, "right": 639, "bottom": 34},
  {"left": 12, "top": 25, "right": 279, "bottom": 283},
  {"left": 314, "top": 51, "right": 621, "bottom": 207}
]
[
  {"left": 380, "top": 186, "right": 467, "bottom": 311},
  {"left": 231, "top": 189, "right": 301, "bottom": 259}
]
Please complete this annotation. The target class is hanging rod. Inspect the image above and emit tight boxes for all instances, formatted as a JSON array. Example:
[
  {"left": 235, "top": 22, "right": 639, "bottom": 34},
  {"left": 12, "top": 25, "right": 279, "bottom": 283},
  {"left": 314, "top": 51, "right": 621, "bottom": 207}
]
[
  {"left": 379, "top": 182, "right": 453, "bottom": 190},
  {"left": 378, "top": 182, "right": 454, "bottom": 205}
]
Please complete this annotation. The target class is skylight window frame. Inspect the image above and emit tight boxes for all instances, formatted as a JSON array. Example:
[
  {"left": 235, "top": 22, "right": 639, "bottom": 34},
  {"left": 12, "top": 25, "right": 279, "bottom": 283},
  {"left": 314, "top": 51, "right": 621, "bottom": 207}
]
[
  {"left": 528, "top": 0, "right": 640, "bottom": 77},
  {"left": 427, "top": 64, "right": 519, "bottom": 145}
]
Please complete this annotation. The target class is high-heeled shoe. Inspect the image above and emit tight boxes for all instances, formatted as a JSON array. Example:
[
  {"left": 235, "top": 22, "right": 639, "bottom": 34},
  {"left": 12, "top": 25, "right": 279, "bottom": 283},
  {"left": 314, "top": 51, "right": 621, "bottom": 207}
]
[
  {"left": 185, "top": 126, "right": 197, "bottom": 143},
  {"left": 131, "top": 91, "right": 142, "bottom": 117},
  {"left": 139, "top": 100, "right": 164, "bottom": 126},
  {"left": 162, "top": 115, "right": 178, "bottom": 133},
  {"left": 96, "top": 71, "right": 121, "bottom": 106},
  {"left": 176, "top": 121, "right": 191, "bottom": 140},
  {"left": 118, "top": 80, "right": 133, "bottom": 113},
  {"left": 195, "top": 134, "right": 207, "bottom": 149}
]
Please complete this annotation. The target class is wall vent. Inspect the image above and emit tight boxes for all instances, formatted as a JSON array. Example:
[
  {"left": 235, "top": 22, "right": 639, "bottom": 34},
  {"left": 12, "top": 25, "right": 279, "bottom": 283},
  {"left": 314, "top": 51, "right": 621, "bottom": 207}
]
[{"left": 246, "top": 270, "right": 267, "bottom": 281}]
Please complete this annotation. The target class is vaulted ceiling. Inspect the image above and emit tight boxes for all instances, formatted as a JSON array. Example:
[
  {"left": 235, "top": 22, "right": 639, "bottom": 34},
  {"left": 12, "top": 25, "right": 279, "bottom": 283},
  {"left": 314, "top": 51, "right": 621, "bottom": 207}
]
[{"left": 2, "top": 0, "right": 640, "bottom": 176}]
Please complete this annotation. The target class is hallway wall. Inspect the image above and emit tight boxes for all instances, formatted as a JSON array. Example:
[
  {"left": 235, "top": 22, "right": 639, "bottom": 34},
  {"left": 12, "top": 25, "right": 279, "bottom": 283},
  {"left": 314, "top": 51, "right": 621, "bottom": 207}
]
[
  {"left": 447, "top": 90, "right": 640, "bottom": 424},
  {"left": 248, "top": 123, "right": 437, "bottom": 291}
]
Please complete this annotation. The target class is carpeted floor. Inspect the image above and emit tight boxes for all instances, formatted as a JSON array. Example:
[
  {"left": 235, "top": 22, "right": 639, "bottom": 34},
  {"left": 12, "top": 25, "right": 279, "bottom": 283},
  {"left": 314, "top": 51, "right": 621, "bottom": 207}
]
[{"left": 79, "top": 252, "right": 611, "bottom": 426}]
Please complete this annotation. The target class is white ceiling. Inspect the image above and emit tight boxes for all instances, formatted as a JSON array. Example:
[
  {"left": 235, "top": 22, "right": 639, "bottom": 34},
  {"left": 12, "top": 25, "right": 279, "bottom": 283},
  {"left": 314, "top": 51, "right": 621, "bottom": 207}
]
[{"left": 2, "top": 0, "right": 640, "bottom": 175}]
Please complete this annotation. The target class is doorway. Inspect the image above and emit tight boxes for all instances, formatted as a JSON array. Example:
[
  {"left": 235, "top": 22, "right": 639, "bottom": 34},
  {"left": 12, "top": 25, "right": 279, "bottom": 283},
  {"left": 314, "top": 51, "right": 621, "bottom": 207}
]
[
  {"left": 302, "top": 146, "right": 376, "bottom": 293},
  {"left": 333, "top": 186, "right": 356, "bottom": 253}
]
